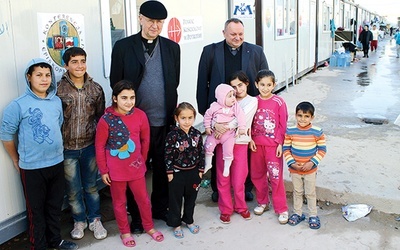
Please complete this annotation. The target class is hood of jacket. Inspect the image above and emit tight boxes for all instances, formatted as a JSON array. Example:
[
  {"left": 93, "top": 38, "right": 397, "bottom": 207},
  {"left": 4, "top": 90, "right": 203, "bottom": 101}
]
[
  {"left": 215, "top": 84, "right": 234, "bottom": 107},
  {"left": 24, "top": 58, "right": 57, "bottom": 100}
]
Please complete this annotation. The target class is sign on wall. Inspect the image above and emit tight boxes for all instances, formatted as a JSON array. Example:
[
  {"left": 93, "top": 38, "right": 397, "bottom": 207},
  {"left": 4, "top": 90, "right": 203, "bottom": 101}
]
[
  {"left": 37, "top": 13, "right": 85, "bottom": 77},
  {"left": 161, "top": 16, "right": 203, "bottom": 44},
  {"left": 232, "top": 0, "right": 254, "bottom": 19}
]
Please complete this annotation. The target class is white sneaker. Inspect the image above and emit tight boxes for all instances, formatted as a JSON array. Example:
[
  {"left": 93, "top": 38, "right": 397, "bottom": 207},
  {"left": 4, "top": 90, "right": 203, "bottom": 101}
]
[
  {"left": 278, "top": 211, "right": 289, "bottom": 224},
  {"left": 253, "top": 204, "right": 269, "bottom": 215},
  {"left": 89, "top": 218, "right": 107, "bottom": 240},
  {"left": 70, "top": 221, "right": 87, "bottom": 240}
]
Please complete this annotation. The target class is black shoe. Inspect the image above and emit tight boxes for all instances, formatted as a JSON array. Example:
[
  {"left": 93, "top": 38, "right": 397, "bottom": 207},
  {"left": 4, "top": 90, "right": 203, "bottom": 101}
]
[
  {"left": 211, "top": 191, "right": 219, "bottom": 202},
  {"left": 245, "top": 191, "right": 254, "bottom": 201},
  {"left": 55, "top": 240, "right": 78, "bottom": 250},
  {"left": 130, "top": 222, "right": 144, "bottom": 234}
]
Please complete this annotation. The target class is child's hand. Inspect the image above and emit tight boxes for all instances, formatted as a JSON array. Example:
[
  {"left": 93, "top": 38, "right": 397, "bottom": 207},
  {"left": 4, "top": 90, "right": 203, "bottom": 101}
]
[
  {"left": 249, "top": 140, "right": 257, "bottom": 152},
  {"left": 301, "top": 162, "right": 314, "bottom": 172},
  {"left": 205, "top": 127, "right": 212, "bottom": 135},
  {"left": 199, "top": 172, "right": 203, "bottom": 179},
  {"left": 276, "top": 144, "right": 283, "bottom": 157},
  {"left": 237, "top": 128, "right": 246, "bottom": 136},
  {"left": 101, "top": 173, "right": 111, "bottom": 186},
  {"left": 12, "top": 159, "right": 20, "bottom": 173},
  {"left": 290, "top": 162, "right": 301, "bottom": 170},
  {"left": 168, "top": 174, "right": 173, "bottom": 182}
]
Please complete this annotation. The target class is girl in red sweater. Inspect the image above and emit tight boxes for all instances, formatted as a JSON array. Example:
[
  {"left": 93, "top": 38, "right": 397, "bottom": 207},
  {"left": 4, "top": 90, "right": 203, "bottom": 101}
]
[{"left": 95, "top": 80, "right": 163, "bottom": 247}]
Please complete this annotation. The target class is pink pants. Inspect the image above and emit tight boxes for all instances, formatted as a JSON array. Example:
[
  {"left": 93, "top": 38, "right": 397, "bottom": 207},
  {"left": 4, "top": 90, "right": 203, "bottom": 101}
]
[
  {"left": 110, "top": 177, "right": 154, "bottom": 234},
  {"left": 216, "top": 144, "right": 248, "bottom": 215},
  {"left": 250, "top": 145, "right": 288, "bottom": 214},
  {"left": 204, "top": 130, "right": 235, "bottom": 159}
]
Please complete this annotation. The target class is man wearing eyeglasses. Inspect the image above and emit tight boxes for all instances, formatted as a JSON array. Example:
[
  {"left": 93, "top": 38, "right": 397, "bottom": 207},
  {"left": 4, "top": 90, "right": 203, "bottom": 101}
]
[{"left": 110, "top": 0, "right": 180, "bottom": 235}]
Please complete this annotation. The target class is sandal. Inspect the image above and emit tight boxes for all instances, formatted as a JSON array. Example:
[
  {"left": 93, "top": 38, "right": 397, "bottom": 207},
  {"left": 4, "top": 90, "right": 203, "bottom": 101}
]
[
  {"left": 288, "top": 214, "right": 306, "bottom": 226},
  {"left": 148, "top": 229, "right": 164, "bottom": 242},
  {"left": 173, "top": 227, "right": 184, "bottom": 239},
  {"left": 120, "top": 234, "right": 136, "bottom": 247},
  {"left": 309, "top": 216, "right": 321, "bottom": 229},
  {"left": 186, "top": 224, "right": 200, "bottom": 234},
  {"left": 278, "top": 212, "right": 289, "bottom": 224}
]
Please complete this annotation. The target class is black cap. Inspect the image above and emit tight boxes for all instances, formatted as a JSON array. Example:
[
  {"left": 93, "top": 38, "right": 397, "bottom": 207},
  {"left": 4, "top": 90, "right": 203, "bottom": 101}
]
[{"left": 139, "top": 1, "right": 167, "bottom": 20}]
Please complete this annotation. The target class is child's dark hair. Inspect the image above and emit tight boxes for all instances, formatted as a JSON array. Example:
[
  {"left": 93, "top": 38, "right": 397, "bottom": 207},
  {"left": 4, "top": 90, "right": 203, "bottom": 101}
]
[
  {"left": 174, "top": 102, "right": 197, "bottom": 118},
  {"left": 296, "top": 101, "right": 315, "bottom": 116},
  {"left": 62, "top": 47, "right": 87, "bottom": 65},
  {"left": 27, "top": 62, "right": 52, "bottom": 76},
  {"left": 228, "top": 70, "right": 250, "bottom": 85},
  {"left": 255, "top": 69, "right": 276, "bottom": 83},
  {"left": 112, "top": 80, "right": 136, "bottom": 107}
]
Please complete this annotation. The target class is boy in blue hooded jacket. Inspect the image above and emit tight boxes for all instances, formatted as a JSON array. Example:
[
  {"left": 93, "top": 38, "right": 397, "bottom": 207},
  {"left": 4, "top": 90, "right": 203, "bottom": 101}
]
[{"left": 0, "top": 58, "right": 78, "bottom": 250}]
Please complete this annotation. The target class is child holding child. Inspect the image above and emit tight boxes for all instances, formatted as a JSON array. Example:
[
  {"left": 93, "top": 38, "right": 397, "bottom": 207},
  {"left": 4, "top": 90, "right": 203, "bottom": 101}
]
[{"left": 203, "top": 84, "right": 246, "bottom": 177}]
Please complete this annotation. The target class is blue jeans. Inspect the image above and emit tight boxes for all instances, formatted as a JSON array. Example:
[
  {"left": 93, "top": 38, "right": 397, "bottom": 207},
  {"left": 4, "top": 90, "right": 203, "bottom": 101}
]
[{"left": 64, "top": 144, "right": 100, "bottom": 223}]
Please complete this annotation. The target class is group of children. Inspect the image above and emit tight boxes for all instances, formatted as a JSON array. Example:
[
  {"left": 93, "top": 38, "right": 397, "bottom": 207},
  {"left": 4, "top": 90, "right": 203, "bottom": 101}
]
[
  {"left": 200, "top": 69, "right": 326, "bottom": 230},
  {"left": 0, "top": 48, "right": 326, "bottom": 249}
]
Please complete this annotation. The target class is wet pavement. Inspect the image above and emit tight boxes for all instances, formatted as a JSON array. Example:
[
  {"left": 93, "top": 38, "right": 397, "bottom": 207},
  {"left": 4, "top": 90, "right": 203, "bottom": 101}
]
[{"left": 1, "top": 37, "right": 400, "bottom": 249}]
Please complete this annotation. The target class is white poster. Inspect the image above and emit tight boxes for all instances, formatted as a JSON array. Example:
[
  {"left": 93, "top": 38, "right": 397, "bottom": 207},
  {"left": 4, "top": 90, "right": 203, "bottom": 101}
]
[
  {"left": 37, "top": 13, "right": 85, "bottom": 77},
  {"left": 161, "top": 16, "right": 203, "bottom": 44}
]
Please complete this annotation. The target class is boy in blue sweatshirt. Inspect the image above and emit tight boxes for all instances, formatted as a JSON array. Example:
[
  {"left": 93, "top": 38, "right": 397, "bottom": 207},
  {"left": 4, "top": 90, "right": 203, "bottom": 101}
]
[{"left": 0, "top": 58, "right": 78, "bottom": 250}]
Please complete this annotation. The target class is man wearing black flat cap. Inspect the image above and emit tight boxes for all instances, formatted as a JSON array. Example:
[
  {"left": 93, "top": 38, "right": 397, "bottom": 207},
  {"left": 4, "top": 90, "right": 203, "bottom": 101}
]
[{"left": 110, "top": 0, "right": 180, "bottom": 234}]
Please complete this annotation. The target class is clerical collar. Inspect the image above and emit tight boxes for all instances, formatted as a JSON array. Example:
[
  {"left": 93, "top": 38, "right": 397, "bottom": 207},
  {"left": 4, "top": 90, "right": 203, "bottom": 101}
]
[
  {"left": 141, "top": 36, "right": 158, "bottom": 55},
  {"left": 141, "top": 36, "right": 158, "bottom": 44},
  {"left": 226, "top": 43, "right": 241, "bottom": 52}
]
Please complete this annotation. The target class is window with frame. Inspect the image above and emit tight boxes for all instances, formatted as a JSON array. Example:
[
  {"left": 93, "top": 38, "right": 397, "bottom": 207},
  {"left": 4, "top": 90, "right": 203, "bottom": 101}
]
[
  {"left": 322, "top": 3, "right": 332, "bottom": 31},
  {"left": 275, "top": 0, "right": 296, "bottom": 38}
]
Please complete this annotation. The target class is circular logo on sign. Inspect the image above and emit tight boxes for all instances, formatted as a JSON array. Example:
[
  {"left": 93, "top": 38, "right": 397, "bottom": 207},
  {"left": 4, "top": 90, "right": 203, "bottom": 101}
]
[
  {"left": 46, "top": 20, "right": 80, "bottom": 67},
  {"left": 167, "top": 18, "right": 182, "bottom": 43}
]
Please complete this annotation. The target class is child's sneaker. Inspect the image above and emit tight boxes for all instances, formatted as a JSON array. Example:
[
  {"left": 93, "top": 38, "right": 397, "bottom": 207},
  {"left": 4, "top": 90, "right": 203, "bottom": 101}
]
[
  {"left": 89, "top": 218, "right": 108, "bottom": 240},
  {"left": 70, "top": 221, "right": 87, "bottom": 240},
  {"left": 239, "top": 210, "right": 252, "bottom": 220},
  {"left": 278, "top": 211, "right": 289, "bottom": 224},
  {"left": 253, "top": 204, "right": 269, "bottom": 215},
  {"left": 220, "top": 214, "right": 231, "bottom": 224}
]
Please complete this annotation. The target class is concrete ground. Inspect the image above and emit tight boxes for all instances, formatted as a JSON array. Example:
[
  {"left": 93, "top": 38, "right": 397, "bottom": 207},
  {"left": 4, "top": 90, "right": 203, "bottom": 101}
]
[{"left": 1, "top": 38, "right": 400, "bottom": 250}]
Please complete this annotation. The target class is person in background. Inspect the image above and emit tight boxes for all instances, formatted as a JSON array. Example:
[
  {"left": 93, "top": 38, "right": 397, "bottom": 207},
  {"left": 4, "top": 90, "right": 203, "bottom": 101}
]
[
  {"left": 165, "top": 102, "right": 204, "bottom": 239},
  {"left": 359, "top": 24, "right": 373, "bottom": 58},
  {"left": 249, "top": 69, "right": 289, "bottom": 224},
  {"left": 216, "top": 70, "right": 257, "bottom": 224},
  {"left": 196, "top": 17, "right": 268, "bottom": 202},
  {"left": 95, "top": 80, "right": 164, "bottom": 247},
  {"left": 57, "top": 47, "right": 107, "bottom": 241},
  {"left": 109, "top": 0, "right": 180, "bottom": 233},
  {"left": 283, "top": 101, "right": 326, "bottom": 229},
  {"left": 393, "top": 29, "right": 400, "bottom": 58},
  {"left": 370, "top": 24, "right": 379, "bottom": 52},
  {"left": 0, "top": 58, "right": 78, "bottom": 250}
]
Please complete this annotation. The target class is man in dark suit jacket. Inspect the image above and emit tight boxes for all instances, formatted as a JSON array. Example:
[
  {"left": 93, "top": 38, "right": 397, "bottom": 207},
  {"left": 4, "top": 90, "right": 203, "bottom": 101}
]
[
  {"left": 110, "top": 0, "right": 180, "bottom": 234},
  {"left": 196, "top": 18, "right": 268, "bottom": 203}
]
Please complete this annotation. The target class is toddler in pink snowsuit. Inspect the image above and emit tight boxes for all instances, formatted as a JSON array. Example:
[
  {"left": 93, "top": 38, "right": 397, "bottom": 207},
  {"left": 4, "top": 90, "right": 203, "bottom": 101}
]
[{"left": 203, "top": 84, "right": 246, "bottom": 177}]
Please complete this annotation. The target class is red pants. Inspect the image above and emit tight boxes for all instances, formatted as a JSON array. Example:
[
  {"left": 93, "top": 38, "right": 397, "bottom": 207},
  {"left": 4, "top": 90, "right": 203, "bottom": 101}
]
[
  {"left": 216, "top": 144, "right": 249, "bottom": 215},
  {"left": 371, "top": 40, "right": 378, "bottom": 51},
  {"left": 110, "top": 177, "right": 153, "bottom": 234},
  {"left": 250, "top": 145, "right": 288, "bottom": 214}
]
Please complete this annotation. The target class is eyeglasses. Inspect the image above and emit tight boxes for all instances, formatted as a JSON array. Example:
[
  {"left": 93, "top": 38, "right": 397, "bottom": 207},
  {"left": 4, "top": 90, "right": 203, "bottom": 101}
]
[{"left": 140, "top": 15, "right": 164, "bottom": 26}]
